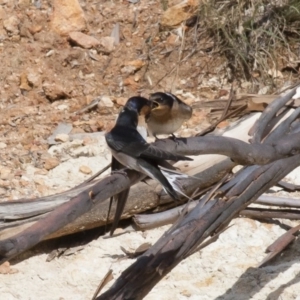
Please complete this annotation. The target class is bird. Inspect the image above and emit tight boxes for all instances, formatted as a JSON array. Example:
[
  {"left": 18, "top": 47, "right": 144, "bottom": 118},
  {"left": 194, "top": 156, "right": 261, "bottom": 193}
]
[
  {"left": 146, "top": 92, "right": 193, "bottom": 139},
  {"left": 105, "top": 96, "right": 193, "bottom": 235},
  {"left": 105, "top": 96, "right": 151, "bottom": 235}
]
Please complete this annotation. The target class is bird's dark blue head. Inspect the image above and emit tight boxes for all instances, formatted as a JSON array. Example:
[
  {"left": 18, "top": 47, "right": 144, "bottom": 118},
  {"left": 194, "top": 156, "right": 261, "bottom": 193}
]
[
  {"left": 125, "top": 96, "right": 151, "bottom": 115},
  {"left": 114, "top": 96, "right": 151, "bottom": 128}
]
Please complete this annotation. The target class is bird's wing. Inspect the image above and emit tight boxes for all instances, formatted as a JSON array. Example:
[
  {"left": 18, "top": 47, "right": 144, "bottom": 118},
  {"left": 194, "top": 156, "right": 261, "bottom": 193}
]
[
  {"left": 105, "top": 130, "right": 149, "bottom": 157},
  {"left": 141, "top": 144, "right": 193, "bottom": 162},
  {"left": 106, "top": 128, "right": 193, "bottom": 162}
]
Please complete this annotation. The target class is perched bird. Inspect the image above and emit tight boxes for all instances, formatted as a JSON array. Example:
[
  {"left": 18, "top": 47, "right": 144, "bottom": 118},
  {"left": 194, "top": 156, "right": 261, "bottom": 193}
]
[
  {"left": 106, "top": 97, "right": 151, "bottom": 235},
  {"left": 146, "top": 92, "right": 193, "bottom": 138},
  {"left": 105, "top": 96, "right": 193, "bottom": 235}
]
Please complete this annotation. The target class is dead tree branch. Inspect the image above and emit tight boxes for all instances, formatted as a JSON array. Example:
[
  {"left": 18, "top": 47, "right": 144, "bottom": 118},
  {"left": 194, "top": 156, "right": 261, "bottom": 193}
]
[{"left": 97, "top": 154, "right": 300, "bottom": 300}]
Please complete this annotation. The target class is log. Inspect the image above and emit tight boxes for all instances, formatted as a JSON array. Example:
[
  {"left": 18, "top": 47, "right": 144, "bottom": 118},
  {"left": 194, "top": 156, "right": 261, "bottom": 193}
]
[{"left": 97, "top": 154, "right": 300, "bottom": 300}]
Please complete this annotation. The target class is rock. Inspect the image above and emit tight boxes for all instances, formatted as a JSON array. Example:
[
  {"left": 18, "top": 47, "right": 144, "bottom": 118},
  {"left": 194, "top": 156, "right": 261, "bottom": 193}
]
[
  {"left": 121, "top": 60, "right": 145, "bottom": 74},
  {"left": 79, "top": 165, "right": 92, "bottom": 174},
  {"left": 0, "top": 187, "right": 6, "bottom": 196},
  {"left": 27, "top": 69, "right": 41, "bottom": 87},
  {"left": 44, "top": 157, "right": 60, "bottom": 170},
  {"left": 57, "top": 104, "right": 69, "bottom": 111},
  {"left": 0, "top": 262, "right": 18, "bottom": 274},
  {"left": 28, "top": 24, "right": 43, "bottom": 35},
  {"left": 161, "top": 0, "right": 198, "bottom": 27},
  {"left": 55, "top": 134, "right": 70, "bottom": 143},
  {"left": 18, "top": 0, "right": 31, "bottom": 8},
  {"left": 69, "top": 31, "right": 100, "bottom": 49},
  {"left": 34, "top": 169, "right": 48, "bottom": 175},
  {"left": 48, "top": 123, "right": 73, "bottom": 145},
  {"left": 0, "top": 6, "right": 6, "bottom": 20},
  {"left": 98, "top": 36, "right": 115, "bottom": 53},
  {"left": 115, "top": 97, "right": 127, "bottom": 106},
  {"left": 33, "top": 178, "right": 45, "bottom": 186},
  {"left": 19, "top": 73, "right": 31, "bottom": 91},
  {"left": 126, "top": 60, "right": 145, "bottom": 70},
  {"left": 42, "top": 82, "right": 69, "bottom": 101},
  {"left": 0, "top": 166, "right": 12, "bottom": 180},
  {"left": 3, "top": 16, "right": 20, "bottom": 36},
  {"left": 0, "top": 142, "right": 7, "bottom": 149},
  {"left": 97, "top": 95, "right": 114, "bottom": 114},
  {"left": 51, "top": 0, "right": 87, "bottom": 35}
]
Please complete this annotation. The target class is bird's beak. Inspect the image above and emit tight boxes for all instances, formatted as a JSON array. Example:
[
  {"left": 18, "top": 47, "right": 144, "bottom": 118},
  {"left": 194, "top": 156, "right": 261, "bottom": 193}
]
[{"left": 151, "top": 101, "right": 161, "bottom": 111}]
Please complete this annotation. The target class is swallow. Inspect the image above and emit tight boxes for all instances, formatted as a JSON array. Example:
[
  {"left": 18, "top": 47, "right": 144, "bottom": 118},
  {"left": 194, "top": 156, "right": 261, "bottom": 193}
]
[
  {"left": 146, "top": 92, "right": 193, "bottom": 139},
  {"left": 106, "top": 96, "right": 151, "bottom": 236},
  {"left": 105, "top": 96, "right": 193, "bottom": 235}
]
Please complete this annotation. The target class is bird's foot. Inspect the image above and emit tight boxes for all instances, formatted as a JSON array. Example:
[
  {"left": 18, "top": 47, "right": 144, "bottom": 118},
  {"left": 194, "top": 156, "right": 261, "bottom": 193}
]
[{"left": 169, "top": 133, "right": 178, "bottom": 141}]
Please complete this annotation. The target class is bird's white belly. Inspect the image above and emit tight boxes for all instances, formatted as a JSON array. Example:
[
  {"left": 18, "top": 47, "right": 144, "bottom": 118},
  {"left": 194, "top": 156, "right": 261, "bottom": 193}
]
[{"left": 148, "top": 118, "right": 185, "bottom": 135}]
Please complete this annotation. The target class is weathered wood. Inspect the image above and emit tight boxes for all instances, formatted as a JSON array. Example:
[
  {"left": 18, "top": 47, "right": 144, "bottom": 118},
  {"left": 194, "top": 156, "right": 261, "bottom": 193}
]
[
  {"left": 0, "top": 113, "right": 258, "bottom": 241},
  {"left": 96, "top": 86, "right": 300, "bottom": 300},
  {"left": 133, "top": 195, "right": 300, "bottom": 230},
  {"left": 1, "top": 86, "right": 300, "bottom": 269},
  {"left": 97, "top": 154, "right": 300, "bottom": 300}
]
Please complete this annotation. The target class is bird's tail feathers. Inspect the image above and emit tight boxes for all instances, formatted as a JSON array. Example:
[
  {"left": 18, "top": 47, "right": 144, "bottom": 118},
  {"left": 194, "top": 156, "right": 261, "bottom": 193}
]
[{"left": 160, "top": 168, "right": 193, "bottom": 200}]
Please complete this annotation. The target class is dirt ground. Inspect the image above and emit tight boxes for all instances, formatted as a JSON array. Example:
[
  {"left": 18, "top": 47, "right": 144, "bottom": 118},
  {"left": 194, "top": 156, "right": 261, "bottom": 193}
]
[{"left": 1, "top": 1, "right": 300, "bottom": 299}]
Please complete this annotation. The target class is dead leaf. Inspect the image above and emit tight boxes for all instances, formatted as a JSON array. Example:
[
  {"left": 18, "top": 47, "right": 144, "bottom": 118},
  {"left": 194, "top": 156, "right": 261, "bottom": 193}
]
[
  {"left": 120, "top": 242, "right": 152, "bottom": 258},
  {"left": 268, "top": 68, "right": 283, "bottom": 78},
  {"left": 123, "top": 77, "right": 139, "bottom": 90},
  {"left": 20, "top": 73, "right": 31, "bottom": 90},
  {"left": 125, "top": 60, "right": 145, "bottom": 70}
]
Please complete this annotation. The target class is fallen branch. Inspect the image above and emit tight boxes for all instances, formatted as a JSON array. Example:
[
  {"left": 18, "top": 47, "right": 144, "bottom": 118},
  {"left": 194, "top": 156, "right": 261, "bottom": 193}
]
[
  {"left": 97, "top": 154, "right": 300, "bottom": 300},
  {"left": 96, "top": 86, "right": 300, "bottom": 299},
  {"left": 133, "top": 195, "right": 300, "bottom": 230}
]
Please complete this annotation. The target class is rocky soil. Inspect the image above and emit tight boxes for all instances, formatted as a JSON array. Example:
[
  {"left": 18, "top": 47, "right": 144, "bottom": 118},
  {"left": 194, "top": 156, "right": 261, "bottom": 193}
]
[{"left": 0, "top": 0, "right": 300, "bottom": 299}]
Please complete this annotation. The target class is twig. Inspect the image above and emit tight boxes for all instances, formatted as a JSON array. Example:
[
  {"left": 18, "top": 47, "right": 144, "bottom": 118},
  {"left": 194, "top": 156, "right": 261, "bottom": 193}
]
[
  {"left": 134, "top": 194, "right": 300, "bottom": 231},
  {"left": 258, "top": 224, "right": 300, "bottom": 267},
  {"left": 91, "top": 269, "right": 113, "bottom": 300},
  {"left": 74, "top": 97, "right": 101, "bottom": 114},
  {"left": 250, "top": 85, "right": 299, "bottom": 142},
  {"left": 277, "top": 181, "right": 300, "bottom": 191},
  {"left": 240, "top": 207, "right": 300, "bottom": 220}
]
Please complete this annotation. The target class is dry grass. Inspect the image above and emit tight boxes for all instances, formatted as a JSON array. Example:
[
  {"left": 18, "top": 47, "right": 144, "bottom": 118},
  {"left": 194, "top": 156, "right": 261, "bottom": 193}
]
[{"left": 194, "top": 0, "right": 300, "bottom": 85}]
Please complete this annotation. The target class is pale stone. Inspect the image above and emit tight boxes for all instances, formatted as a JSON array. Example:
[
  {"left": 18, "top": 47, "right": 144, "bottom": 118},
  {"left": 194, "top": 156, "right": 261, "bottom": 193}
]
[
  {"left": 3, "top": 16, "right": 20, "bottom": 36},
  {"left": 99, "top": 95, "right": 114, "bottom": 107},
  {"left": 0, "top": 142, "right": 7, "bottom": 149},
  {"left": 161, "top": 0, "right": 198, "bottom": 27},
  {"left": 42, "top": 82, "right": 68, "bottom": 101},
  {"left": 55, "top": 134, "right": 70, "bottom": 143},
  {"left": 51, "top": 0, "right": 87, "bottom": 36},
  {"left": 98, "top": 36, "right": 115, "bottom": 53},
  {"left": 79, "top": 165, "right": 92, "bottom": 174},
  {"left": 0, "top": 166, "right": 11, "bottom": 180},
  {"left": 44, "top": 157, "right": 60, "bottom": 170},
  {"left": 69, "top": 31, "right": 100, "bottom": 49}
]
